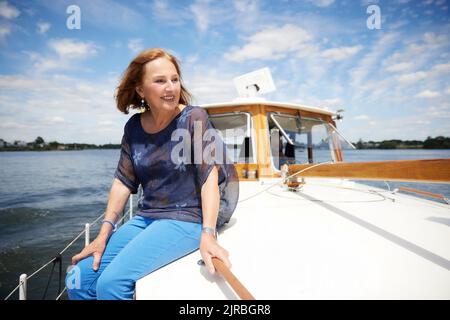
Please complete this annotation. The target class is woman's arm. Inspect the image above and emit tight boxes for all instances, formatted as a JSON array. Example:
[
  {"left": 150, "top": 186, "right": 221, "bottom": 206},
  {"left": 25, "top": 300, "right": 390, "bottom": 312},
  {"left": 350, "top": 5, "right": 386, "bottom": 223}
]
[
  {"left": 200, "top": 166, "right": 232, "bottom": 274},
  {"left": 71, "top": 178, "right": 131, "bottom": 270}
]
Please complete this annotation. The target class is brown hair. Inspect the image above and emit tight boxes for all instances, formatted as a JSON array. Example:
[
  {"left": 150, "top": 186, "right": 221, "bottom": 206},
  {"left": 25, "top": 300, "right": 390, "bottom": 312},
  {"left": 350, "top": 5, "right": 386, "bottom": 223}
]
[{"left": 115, "top": 48, "right": 192, "bottom": 114}]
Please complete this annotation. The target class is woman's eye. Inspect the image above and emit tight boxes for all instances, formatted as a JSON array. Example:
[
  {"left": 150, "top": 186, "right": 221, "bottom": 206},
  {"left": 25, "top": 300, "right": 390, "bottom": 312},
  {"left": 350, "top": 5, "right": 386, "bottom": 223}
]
[
  {"left": 172, "top": 78, "right": 179, "bottom": 83},
  {"left": 155, "top": 79, "right": 165, "bottom": 83}
]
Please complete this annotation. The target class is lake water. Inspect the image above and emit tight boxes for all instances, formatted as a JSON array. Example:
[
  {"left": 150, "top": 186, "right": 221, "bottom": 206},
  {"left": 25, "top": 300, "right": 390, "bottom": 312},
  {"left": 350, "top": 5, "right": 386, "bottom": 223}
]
[{"left": 1, "top": 149, "right": 449, "bottom": 299}]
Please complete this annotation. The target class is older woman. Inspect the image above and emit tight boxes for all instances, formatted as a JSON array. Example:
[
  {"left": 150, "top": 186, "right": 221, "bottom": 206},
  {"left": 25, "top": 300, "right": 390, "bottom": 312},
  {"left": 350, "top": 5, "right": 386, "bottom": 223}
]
[{"left": 66, "top": 48, "right": 239, "bottom": 300}]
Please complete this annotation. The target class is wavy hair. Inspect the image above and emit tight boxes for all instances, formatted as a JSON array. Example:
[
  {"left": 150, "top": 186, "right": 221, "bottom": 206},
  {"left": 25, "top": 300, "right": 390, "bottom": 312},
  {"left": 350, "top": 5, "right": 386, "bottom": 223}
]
[{"left": 115, "top": 48, "right": 192, "bottom": 114}]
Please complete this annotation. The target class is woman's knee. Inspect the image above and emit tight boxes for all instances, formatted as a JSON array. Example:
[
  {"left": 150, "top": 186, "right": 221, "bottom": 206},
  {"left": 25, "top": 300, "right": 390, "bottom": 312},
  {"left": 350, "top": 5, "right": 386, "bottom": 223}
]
[
  {"left": 65, "top": 257, "right": 97, "bottom": 300},
  {"left": 96, "top": 268, "right": 134, "bottom": 300}
]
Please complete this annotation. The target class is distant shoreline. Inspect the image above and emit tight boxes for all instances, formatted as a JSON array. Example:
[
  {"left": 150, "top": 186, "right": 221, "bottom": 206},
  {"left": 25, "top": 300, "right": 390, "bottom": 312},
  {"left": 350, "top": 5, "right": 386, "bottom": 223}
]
[
  {"left": 2, "top": 146, "right": 450, "bottom": 152},
  {"left": 1, "top": 136, "right": 449, "bottom": 151},
  {"left": 0, "top": 145, "right": 120, "bottom": 152}
]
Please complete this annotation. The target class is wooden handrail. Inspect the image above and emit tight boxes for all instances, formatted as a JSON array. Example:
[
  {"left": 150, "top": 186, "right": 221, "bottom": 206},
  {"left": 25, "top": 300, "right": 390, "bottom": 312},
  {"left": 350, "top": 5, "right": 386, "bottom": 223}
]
[
  {"left": 211, "top": 257, "right": 255, "bottom": 300},
  {"left": 287, "top": 158, "right": 450, "bottom": 184},
  {"left": 398, "top": 186, "right": 448, "bottom": 201}
]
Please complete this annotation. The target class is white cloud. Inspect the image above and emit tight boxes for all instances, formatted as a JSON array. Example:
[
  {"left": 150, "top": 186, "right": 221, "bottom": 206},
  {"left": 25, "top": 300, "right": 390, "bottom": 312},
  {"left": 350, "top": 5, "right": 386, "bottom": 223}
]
[
  {"left": 37, "top": 21, "right": 51, "bottom": 34},
  {"left": 187, "top": 73, "right": 236, "bottom": 104},
  {"left": 353, "top": 115, "right": 370, "bottom": 120},
  {"left": 430, "top": 62, "right": 450, "bottom": 74},
  {"left": 396, "top": 71, "right": 427, "bottom": 85},
  {"left": 150, "top": 0, "right": 188, "bottom": 26},
  {"left": 231, "top": 0, "right": 262, "bottom": 33},
  {"left": 0, "top": 74, "right": 126, "bottom": 144},
  {"left": 307, "top": 0, "right": 335, "bottom": 7},
  {"left": 426, "top": 103, "right": 450, "bottom": 119},
  {"left": 350, "top": 33, "right": 399, "bottom": 89},
  {"left": 43, "top": 116, "right": 65, "bottom": 124},
  {"left": 190, "top": 0, "right": 212, "bottom": 33},
  {"left": 446, "top": 87, "right": 450, "bottom": 95},
  {"left": 321, "top": 45, "right": 363, "bottom": 61},
  {"left": 233, "top": 0, "right": 259, "bottom": 12},
  {"left": 0, "top": 24, "right": 11, "bottom": 38},
  {"left": 385, "top": 62, "right": 414, "bottom": 72},
  {"left": 25, "top": 39, "right": 100, "bottom": 72},
  {"left": 48, "top": 39, "right": 99, "bottom": 60},
  {"left": 224, "top": 24, "right": 313, "bottom": 62},
  {"left": 127, "top": 38, "right": 143, "bottom": 54},
  {"left": 98, "top": 120, "right": 114, "bottom": 126},
  {"left": 384, "top": 33, "right": 448, "bottom": 73},
  {"left": 423, "top": 32, "right": 448, "bottom": 46},
  {"left": 415, "top": 90, "right": 441, "bottom": 98},
  {"left": 0, "top": 1, "right": 20, "bottom": 19}
]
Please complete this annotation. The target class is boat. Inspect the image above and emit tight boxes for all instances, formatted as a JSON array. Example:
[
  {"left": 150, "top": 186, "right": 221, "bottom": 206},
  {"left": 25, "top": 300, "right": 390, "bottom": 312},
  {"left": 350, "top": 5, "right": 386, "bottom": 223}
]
[
  {"left": 135, "top": 95, "right": 450, "bottom": 299},
  {"left": 6, "top": 69, "right": 450, "bottom": 300}
]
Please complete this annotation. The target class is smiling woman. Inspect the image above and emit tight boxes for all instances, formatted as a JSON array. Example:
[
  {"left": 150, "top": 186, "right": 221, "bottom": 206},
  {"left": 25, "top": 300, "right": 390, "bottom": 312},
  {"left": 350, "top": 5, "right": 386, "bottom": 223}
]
[
  {"left": 65, "top": 48, "right": 239, "bottom": 300},
  {"left": 116, "top": 48, "right": 192, "bottom": 115}
]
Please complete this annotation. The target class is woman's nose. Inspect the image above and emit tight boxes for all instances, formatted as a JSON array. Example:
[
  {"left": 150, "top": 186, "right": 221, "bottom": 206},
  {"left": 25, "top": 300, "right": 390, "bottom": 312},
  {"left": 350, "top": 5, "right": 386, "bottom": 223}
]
[{"left": 165, "top": 80, "right": 175, "bottom": 91}]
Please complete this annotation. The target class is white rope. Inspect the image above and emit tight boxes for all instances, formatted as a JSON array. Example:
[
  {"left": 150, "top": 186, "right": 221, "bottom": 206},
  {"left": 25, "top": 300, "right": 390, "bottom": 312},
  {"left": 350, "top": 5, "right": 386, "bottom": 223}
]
[
  {"left": 55, "top": 287, "right": 67, "bottom": 300},
  {"left": 59, "top": 211, "right": 106, "bottom": 255},
  {"left": 4, "top": 284, "right": 20, "bottom": 300}
]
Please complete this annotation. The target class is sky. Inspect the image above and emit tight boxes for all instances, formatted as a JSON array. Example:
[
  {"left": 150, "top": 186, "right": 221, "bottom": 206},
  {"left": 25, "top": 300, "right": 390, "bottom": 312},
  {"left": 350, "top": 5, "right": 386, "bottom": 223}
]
[{"left": 0, "top": 0, "right": 449, "bottom": 144}]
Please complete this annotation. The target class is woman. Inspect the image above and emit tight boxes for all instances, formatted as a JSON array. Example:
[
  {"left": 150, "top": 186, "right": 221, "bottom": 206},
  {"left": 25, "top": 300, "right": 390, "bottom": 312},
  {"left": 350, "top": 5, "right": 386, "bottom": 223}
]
[{"left": 66, "top": 48, "right": 239, "bottom": 300}]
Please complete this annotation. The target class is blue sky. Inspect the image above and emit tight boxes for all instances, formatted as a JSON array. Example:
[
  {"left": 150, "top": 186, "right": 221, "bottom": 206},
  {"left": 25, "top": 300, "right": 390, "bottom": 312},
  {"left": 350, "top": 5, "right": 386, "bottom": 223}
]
[{"left": 0, "top": 0, "right": 449, "bottom": 144}]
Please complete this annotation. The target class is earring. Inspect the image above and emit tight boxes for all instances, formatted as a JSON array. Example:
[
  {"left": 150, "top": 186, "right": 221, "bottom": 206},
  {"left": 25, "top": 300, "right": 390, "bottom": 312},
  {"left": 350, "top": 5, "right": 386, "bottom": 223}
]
[{"left": 140, "top": 98, "right": 148, "bottom": 110}]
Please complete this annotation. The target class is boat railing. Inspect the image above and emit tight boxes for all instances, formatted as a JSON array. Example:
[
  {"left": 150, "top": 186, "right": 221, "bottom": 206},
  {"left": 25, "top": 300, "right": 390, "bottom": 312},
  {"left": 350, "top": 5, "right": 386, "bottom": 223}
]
[{"left": 3, "top": 195, "right": 136, "bottom": 300}]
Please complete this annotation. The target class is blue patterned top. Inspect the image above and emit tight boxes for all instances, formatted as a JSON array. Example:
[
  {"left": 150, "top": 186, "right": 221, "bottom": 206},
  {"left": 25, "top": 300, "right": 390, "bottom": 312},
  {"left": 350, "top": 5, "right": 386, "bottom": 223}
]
[{"left": 115, "top": 105, "right": 239, "bottom": 227}]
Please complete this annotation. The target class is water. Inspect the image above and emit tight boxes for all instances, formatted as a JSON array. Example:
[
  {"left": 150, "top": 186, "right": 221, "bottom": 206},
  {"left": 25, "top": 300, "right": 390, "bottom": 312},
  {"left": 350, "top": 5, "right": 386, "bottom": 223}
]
[
  {"left": 1, "top": 149, "right": 449, "bottom": 299},
  {"left": 0, "top": 149, "right": 127, "bottom": 300}
]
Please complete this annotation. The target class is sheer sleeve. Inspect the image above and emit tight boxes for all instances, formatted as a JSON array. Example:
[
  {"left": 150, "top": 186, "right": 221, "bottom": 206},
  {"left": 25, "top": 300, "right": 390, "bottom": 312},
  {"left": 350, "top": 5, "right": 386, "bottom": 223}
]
[
  {"left": 114, "top": 132, "right": 139, "bottom": 194},
  {"left": 189, "top": 107, "right": 239, "bottom": 227}
]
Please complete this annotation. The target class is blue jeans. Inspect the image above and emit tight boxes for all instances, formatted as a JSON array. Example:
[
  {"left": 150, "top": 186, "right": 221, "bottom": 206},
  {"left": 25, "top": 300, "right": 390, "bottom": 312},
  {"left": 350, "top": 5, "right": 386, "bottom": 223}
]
[{"left": 65, "top": 216, "right": 202, "bottom": 300}]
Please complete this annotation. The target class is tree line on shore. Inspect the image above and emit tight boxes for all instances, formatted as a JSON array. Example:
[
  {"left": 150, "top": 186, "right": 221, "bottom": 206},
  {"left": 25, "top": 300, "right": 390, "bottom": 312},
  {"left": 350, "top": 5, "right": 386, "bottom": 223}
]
[
  {"left": 1, "top": 135, "right": 449, "bottom": 151},
  {"left": 353, "top": 136, "right": 450, "bottom": 149},
  {"left": 0, "top": 136, "right": 120, "bottom": 151}
]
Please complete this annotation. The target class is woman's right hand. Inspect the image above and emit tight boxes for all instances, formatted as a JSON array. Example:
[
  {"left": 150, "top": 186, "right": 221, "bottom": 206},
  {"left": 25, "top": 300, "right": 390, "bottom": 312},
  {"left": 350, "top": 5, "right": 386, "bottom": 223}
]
[{"left": 71, "top": 236, "right": 107, "bottom": 271}]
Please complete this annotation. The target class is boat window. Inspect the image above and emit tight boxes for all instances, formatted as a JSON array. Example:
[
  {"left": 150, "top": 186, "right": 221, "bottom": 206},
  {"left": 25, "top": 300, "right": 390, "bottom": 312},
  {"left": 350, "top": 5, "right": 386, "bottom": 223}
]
[
  {"left": 209, "top": 112, "right": 255, "bottom": 164},
  {"left": 268, "top": 113, "right": 336, "bottom": 169}
]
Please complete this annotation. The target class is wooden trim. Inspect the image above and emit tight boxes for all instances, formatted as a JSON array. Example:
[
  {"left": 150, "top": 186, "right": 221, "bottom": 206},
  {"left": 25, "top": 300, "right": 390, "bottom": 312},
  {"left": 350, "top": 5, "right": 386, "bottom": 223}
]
[
  {"left": 235, "top": 163, "right": 259, "bottom": 180},
  {"left": 287, "top": 159, "right": 450, "bottom": 184},
  {"left": 398, "top": 186, "right": 448, "bottom": 200},
  {"left": 206, "top": 105, "right": 256, "bottom": 115},
  {"left": 211, "top": 257, "right": 255, "bottom": 300}
]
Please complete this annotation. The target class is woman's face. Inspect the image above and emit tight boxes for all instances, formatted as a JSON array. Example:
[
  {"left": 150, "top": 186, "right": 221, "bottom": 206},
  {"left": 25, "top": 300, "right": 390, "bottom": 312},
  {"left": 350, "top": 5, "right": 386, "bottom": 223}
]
[{"left": 137, "top": 57, "right": 181, "bottom": 112}]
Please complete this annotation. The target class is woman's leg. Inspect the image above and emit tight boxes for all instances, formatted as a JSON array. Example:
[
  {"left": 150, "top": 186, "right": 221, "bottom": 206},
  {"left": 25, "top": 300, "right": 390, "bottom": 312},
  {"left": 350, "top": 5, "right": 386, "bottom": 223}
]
[
  {"left": 65, "top": 215, "right": 153, "bottom": 300},
  {"left": 96, "top": 219, "right": 201, "bottom": 300}
]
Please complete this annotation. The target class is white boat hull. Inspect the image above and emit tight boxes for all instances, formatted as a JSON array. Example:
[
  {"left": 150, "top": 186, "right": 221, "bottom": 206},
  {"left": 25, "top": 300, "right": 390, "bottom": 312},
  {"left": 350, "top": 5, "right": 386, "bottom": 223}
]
[{"left": 136, "top": 179, "right": 450, "bottom": 299}]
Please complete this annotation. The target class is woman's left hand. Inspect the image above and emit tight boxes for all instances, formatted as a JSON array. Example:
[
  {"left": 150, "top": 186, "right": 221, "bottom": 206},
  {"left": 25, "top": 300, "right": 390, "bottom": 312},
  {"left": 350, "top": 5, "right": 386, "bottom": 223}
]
[{"left": 199, "top": 233, "right": 231, "bottom": 275}]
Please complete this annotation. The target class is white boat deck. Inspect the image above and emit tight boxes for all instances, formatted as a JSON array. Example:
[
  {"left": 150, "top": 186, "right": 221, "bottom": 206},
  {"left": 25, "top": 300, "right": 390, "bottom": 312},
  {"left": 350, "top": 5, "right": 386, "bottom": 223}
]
[{"left": 136, "top": 178, "right": 450, "bottom": 299}]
